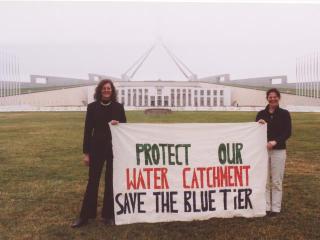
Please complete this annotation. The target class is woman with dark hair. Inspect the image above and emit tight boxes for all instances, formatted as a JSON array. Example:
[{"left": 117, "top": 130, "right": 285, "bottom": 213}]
[
  {"left": 256, "top": 88, "right": 291, "bottom": 217},
  {"left": 72, "top": 79, "right": 126, "bottom": 227}
]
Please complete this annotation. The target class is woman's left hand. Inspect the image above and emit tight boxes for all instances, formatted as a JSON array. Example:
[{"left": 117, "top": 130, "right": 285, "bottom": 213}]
[
  {"left": 110, "top": 120, "right": 119, "bottom": 125},
  {"left": 267, "top": 140, "right": 277, "bottom": 150},
  {"left": 258, "top": 119, "right": 267, "bottom": 124},
  {"left": 267, "top": 142, "right": 273, "bottom": 150}
]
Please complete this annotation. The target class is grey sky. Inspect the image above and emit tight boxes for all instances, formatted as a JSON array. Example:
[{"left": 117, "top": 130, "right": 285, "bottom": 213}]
[{"left": 0, "top": 1, "right": 320, "bottom": 82}]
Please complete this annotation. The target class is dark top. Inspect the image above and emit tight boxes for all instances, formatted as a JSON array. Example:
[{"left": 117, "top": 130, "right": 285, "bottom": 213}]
[
  {"left": 255, "top": 105, "right": 291, "bottom": 149},
  {"left": 83, "top": 101, "right": 127, "bottom": 156}
]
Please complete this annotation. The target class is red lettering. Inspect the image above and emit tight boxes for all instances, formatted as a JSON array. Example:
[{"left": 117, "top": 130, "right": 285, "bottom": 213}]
[
  {"left": 137, "top": 170, "right": 146, "bottom": 189},
  {"left": 127, "top": 168, "right": 136, "bottom": 190},
  {"left": 161, "top": 168, "right": 169, "bottom": 189},
  {"left": 243, "top": 165, "right": 250, "bottom": 186},
  {"left": 126, "top": 167, "right": 170, "bottom": 190},
  {"left": 191, "top": 170, "right": 199, "bottom": 188},
  {"left": 183, "top": 168, "right": 190, "bottom": 189}
]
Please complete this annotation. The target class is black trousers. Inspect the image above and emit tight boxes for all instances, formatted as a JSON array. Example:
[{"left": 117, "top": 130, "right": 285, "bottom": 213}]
[{"left": 80, "top": 152, "right": 114, "bottom": 220}]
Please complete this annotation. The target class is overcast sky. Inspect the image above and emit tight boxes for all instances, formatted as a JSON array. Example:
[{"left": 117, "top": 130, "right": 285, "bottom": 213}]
[{"left": 0, "top": 1, "right": 320, "bottom": 82}]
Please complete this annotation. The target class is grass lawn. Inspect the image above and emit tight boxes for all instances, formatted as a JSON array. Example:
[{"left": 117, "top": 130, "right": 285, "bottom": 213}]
[{"left": 0, "top": 111, "right": 319, "bottom": 240}]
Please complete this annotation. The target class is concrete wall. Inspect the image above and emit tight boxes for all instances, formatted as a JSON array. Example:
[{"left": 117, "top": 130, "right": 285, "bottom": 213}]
[
  {"left": 197, "top": 74, "right": 231, "bottom": 83},
  {"left": 227, "top": 75, "right": 287, "bottom": 86},
  {"left": 2, "top": 85, "right": 89, "bottom": 106},
  {"left": 228, "top": 85, "right": 320, "bottom": 107},
  {"left": 200, "top": 75, "right": 296, "bottom": 89},
  {"left": 24, "top": 75, "right": 96, "bottom": 88},
  {"left": 88, "top": 73, "right": 124, "bottom": 82}
]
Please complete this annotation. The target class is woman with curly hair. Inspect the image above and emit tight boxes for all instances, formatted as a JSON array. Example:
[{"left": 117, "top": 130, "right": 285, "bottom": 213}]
[{"left": 72, "top": 79, "right": 126, "bottom": 227}]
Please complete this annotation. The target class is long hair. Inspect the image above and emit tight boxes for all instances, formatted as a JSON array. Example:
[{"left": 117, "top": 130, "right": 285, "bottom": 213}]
[{"left": 94, "top": 79, "right": 118, "bottom": 102}]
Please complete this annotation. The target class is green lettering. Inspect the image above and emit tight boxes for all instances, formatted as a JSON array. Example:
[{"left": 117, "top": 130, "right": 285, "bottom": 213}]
[
  {"left": 151, "top": 144, "right": 160, "bottom": 165},
  {"left": 144, "top": 144, "right": 152, "bottom": 165},
  {"left": 168, "top": 144, "right": 175, "bottom": 165},
  {"left": 218, "top": 143, "right": 226, "bottom": 164},
  {"left": 236, "top": 143, "right": 243, "bottom": 164},
  {"left": 136, "top": 144, "right": 144, "bottom": 165}
]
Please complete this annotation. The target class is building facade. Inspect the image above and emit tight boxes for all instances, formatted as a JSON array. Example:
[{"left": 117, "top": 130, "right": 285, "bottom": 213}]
[
  {"left": 1, "top": 79, "right": 319, "bottom": 110},
  {"left": 87, "top": 81, "right": 231, "bottom": 110}
]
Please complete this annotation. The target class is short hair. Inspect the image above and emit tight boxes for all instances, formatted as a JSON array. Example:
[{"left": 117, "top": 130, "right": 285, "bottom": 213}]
[
  {"left": 94, "top": 79, "right": 118, "bottom": 102},
  {"left": 266, "top": 88, "right": 281, "bottom": 99}
]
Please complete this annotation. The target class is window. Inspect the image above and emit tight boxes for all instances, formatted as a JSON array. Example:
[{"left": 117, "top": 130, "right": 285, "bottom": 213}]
[
  {"left": 207, "top": 97, "right": 211, "bottom": 106},
  {"left": 188, "top": 90, "right": 191, "bottom": 106},
  {"left": 207, "top": 90, "right": 211, "bottom": 95},
  {"left": 220, "top": 97, "right": 224, "bottom": 106},
  {"left": 137, "top": 89, "right": 142, "bottom": 106},
  {"left": 194, "top": 97, "right": 198, "bottom": 107},
  {"left": 213, "top": 90, "right": 217, "bottom": 95},
  {"left": 144, "top": 89, "right": 148, "bottom": 106},
  {"left": 200, "top": 97, "right": 204, "bottom": 106},
  {"left": 133, "top": 89, "right": 136, "bottom": 106},
  {"left": 127, "top": 89, "right": 131, "bottom": 106},
  {"left": 157, "top": 88, "right": 162, "bottom": 95},
  {"left": 144, "top": 95, "right": 148, "bottom": 106},
  {"left": 272, "top": 78, "right": 282, "bottom": 84},
  {"left": 177, "top": 89, "right": 181, "bottom": 106},
  {"left": 150, "top": 96, "right": 155, "bottom": 106},
  {"left": 182, "top": 89, "right": 186, "bottom": 106},
  {"left": 121, "top": 89, "right": 125, "bottom": 95},
  {"left": 164, "top": 96, "right": 169, "bottom": 106},
  {"left": 157, "top": 96, "right": 162, "bottom": 106},
  {"left": 213, "top": 97, "right": 217, "bottom": 106},
  {"left": 171, "top": 89, "right": 175, "bottom": 106},
  {"left": 35, "top": 77, "right": 47, "bottom": 84},
  {"left": 220, "top": 90, "right": 224, "bottom": 95},
  {"left": 200, "top": 90, "right": 204, "bottom": 96},
  {"left": 139, "top": 95, "right": 142, "bottom": 106}
]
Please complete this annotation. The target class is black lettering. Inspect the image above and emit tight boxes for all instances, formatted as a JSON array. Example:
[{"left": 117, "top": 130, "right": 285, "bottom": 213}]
[
  {"left": 184, "top": 191, "right": 192, "bottom": 212},
  {"left": 115, "top": 193, "right": 124, "bottom": 215},
  {"left": 219, "top": 189, "right": 231, "bottom": 210}
]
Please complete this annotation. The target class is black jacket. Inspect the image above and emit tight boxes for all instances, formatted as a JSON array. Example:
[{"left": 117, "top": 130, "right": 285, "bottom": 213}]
[
  {"left": 256, "top": 105, "right": 292, "bottom": 149},
  {"left": 83, "top": 101, "right": 127, "bottom": 155}
]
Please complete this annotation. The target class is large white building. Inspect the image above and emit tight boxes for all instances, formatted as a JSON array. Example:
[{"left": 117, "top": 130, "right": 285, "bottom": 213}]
[
  {"left": 1, "top": 42, "right": 319, "bottom": 111},
  {"left": 88, "top": 81, "right": 231, "bottom": 110},
  {"left": 1, "top": 78, "right": 319, "bottom": 111}
]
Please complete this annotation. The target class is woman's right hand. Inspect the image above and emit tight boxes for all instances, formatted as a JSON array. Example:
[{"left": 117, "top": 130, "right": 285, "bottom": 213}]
[{"left": 83, "top": 154, "right": 90, "bottom": 166}]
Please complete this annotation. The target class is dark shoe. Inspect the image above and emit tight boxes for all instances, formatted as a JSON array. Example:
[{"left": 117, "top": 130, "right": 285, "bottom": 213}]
[
  {"left": 268, "top": 212, "right": 279, "bottom": 217},
  {"left": 103, "top": 218, "right": 115, "bottom": 226},
  {"left": 71, "top": 218, "right": 88, "bottom": 228},
  {"left": 266, "top": 211, "right": 271, "bottom": 216}
]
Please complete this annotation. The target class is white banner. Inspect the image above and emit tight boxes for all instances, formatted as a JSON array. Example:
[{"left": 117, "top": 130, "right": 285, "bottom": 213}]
[{"left": 110, "top": 122, "right": 268, "bottom": 225}]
